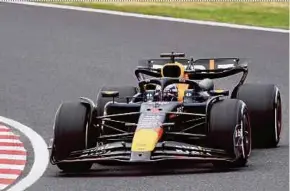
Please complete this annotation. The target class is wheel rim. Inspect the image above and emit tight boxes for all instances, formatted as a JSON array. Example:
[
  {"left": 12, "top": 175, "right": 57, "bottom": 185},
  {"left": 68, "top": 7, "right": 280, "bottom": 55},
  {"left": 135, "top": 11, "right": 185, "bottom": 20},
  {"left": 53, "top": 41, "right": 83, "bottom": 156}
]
[
  {"left": 275, "top": 98, "right": 282, "bottom": 142},
  {"left": 243, "top": 112, "right": 251, "bottom": 157},
  {"left": 85, "top": 122, "right": 89, "bottom": 149},
  {"left": 274, "top": 89, "right": 282, "bottom": 143},
  {"left": 234, "top": 108, "right": 251, "bottom": 159},
  {"left": 234, "top": 123, "right": 244, "bottom": 158}
]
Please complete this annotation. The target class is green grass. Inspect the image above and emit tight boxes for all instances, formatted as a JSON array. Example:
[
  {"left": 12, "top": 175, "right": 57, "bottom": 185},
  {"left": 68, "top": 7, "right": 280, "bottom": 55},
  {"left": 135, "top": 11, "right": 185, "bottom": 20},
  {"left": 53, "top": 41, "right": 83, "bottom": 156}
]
[{"left": 52, "top": 2, "right": 289, "bottom": 29}]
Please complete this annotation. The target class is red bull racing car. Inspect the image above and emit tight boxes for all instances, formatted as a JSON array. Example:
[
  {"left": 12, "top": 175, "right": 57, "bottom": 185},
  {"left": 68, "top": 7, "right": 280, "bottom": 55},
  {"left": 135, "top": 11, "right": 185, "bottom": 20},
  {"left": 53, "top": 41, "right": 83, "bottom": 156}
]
[{"left": 50, "top": 52, "right": 282, "bottom": 172}]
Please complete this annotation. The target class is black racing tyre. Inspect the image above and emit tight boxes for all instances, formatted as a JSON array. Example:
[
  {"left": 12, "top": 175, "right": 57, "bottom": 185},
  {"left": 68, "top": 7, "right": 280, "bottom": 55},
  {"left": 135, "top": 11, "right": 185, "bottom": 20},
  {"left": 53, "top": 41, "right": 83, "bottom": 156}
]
[
  {"left": 236, "top": 84, "right": 282, "bottom": 148},
  {"left": 96, "top": 86, "right": 138, "bottom": 116},
  {"left": 209, "top": 99, "right": 251, "bottom": 168},
  {"left": 52, "top": 101, "right": 94, "bottom": 172}
]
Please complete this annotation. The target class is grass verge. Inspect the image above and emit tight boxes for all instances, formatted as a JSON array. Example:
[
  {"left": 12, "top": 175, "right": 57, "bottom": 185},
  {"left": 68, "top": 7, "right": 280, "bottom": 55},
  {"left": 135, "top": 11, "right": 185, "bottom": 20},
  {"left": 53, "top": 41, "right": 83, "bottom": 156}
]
[{"left": 52, "top": 2, "right": 289, "bottom": 29}]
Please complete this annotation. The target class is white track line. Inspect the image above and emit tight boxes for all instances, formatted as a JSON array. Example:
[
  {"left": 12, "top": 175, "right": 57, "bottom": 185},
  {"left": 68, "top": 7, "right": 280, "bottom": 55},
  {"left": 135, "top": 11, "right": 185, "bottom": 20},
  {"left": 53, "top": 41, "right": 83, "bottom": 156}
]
[
  {"left": 0, "top": 117, "right": 49, "bottom": 191},
  {"left": 2, "top": 1, "right": 289, "bottom": 34}
]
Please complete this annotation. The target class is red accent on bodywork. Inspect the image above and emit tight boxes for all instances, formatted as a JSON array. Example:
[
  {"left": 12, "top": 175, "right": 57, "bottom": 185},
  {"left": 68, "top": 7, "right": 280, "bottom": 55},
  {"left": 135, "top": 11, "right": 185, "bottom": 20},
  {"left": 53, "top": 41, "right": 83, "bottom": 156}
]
[
  {"left": 169, "top": 114, "right": 176, "bottom": 119},
  {"left": 155, "top": 127, "right": 163, "bottom": 140}
]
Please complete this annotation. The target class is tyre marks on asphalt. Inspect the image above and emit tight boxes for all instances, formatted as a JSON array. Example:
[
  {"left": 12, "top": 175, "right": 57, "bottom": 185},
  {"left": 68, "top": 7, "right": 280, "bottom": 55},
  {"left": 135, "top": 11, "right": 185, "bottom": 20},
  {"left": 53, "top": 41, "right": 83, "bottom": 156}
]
[{"left": 0, "top": 125, "right": 26, "bottom": 190}]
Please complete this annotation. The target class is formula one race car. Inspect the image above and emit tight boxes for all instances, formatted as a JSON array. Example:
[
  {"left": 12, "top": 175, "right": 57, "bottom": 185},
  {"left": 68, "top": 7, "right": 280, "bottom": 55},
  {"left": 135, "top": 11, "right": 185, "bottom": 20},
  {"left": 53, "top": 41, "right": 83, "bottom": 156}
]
[{"left": 50, "top": 52, "right": 282, "bottom": 172}]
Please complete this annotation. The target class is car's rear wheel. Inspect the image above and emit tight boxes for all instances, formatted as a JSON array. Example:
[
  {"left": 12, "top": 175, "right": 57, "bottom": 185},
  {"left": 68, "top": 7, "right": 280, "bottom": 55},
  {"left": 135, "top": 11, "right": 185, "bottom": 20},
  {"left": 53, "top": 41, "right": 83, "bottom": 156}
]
[
  {"left": 236, "top": 84, "right": 282, "bottom": 148},
  {"left": 208, "top": 99, "right": 251, "bottom": 168},
  {"left": 51, "top": 101, "right": 95, "bottom": 172}
]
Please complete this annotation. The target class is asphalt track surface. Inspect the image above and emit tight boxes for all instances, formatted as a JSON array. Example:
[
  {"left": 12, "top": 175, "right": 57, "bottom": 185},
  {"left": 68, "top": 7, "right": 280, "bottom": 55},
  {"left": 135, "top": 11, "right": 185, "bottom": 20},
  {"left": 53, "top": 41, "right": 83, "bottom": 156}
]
[{"left": 0, "top": 3, "right": 289, "bottom": 191}]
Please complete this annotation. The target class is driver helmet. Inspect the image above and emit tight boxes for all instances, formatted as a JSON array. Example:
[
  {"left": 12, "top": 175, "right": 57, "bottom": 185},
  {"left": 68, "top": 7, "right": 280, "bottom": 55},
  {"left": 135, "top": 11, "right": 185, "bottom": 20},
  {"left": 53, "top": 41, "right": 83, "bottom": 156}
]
[{"left": 155, "top": 84, "right": 178, "bottom": 101}]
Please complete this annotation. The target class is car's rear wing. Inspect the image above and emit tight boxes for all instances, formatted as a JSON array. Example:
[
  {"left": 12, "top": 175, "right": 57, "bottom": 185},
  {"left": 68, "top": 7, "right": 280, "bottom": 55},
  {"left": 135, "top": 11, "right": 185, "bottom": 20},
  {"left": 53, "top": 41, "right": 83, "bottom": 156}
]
[
  {"left": 192, "top": 58, "right": 242, "bottom": 70},
  {"left": 138, "top": 58, "right": 190, "bottom": 70},
  {"left": 137, "top": 57, "right": 248, "bottom": 79},
  {"left": 136, "top": 56, "right": 249, "bottom": 98},
  {"left": 187, "top": 58, "right": 248, "bottom": 80}
]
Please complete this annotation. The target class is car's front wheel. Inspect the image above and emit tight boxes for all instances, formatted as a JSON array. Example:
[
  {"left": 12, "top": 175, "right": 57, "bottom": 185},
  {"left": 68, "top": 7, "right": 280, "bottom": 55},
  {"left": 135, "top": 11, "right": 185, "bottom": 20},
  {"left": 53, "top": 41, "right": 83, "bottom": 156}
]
[
  {"left": 208, "top": 99, "right": 252, "bottom": 168},
  {"left": 51, "top": 101, "right": 95, "bottom": 172}
]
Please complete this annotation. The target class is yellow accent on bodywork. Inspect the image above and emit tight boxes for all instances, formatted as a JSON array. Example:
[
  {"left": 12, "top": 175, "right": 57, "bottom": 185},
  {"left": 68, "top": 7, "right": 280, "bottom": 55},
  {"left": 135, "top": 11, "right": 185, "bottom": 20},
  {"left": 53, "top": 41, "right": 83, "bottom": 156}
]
[
  {"left": 102, "top": 91, "right": 117, "bottom": 95},
  {"left": 214, "top": 89, "right": 225, "bottom": 93},
  {"left": 177, "top": 84, "right": 189, "bottom": 102},
  {"left": 131, "top": 129, "right": 159, "bottom": 152},
  {"left": 209, "top": 59, "right": 215, "bottom": 70}
]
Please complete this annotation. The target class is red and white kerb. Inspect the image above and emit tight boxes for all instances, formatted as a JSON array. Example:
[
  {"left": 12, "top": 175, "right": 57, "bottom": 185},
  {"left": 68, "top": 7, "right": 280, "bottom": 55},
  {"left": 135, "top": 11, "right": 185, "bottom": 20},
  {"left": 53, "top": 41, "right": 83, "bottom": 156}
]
[{"left": 0, "top": 125, "right": 27, "bottom": 190}]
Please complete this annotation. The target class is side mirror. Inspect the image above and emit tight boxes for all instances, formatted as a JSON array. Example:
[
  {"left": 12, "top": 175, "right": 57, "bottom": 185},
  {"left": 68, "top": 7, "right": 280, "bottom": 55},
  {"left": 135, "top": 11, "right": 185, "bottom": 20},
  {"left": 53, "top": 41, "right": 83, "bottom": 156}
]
[{"left": 101, "top": 91, "right": 119, "bottom": 98}]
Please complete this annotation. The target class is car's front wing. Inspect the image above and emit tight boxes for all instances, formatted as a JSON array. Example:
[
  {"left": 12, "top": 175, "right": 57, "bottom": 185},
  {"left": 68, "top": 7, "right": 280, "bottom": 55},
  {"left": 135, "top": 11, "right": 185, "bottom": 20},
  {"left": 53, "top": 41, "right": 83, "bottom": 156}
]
[{"left": 52, "top": 141, "right": 236, "bottom": 164}]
